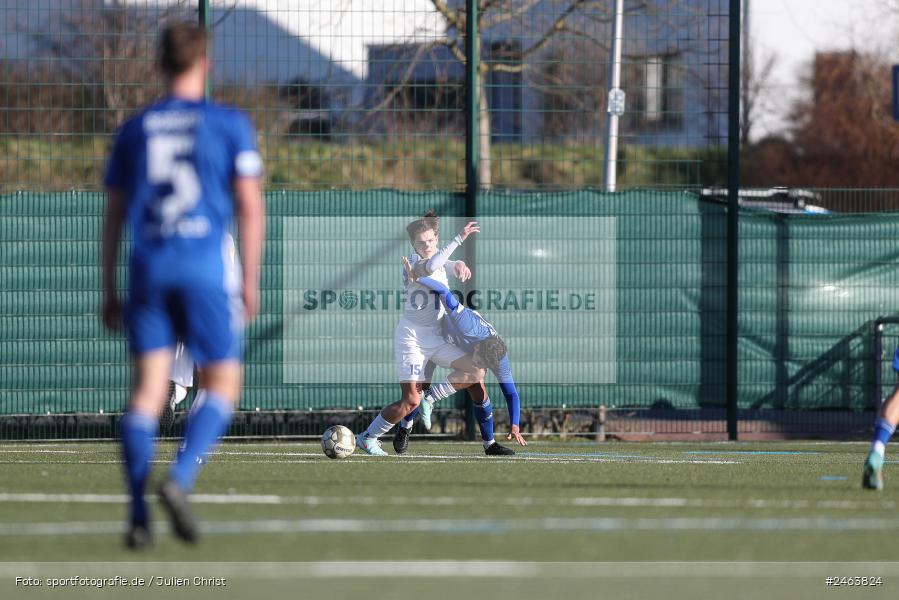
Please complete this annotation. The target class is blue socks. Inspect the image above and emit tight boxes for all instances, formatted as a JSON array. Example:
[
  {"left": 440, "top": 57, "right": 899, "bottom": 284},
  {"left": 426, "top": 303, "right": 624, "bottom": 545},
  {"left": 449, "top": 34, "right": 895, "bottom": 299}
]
[
  {"left": 401, "top": 407, "right": 418, "bottom": 429},
  {"left": 473, "top": 398, "right": 494, "bottom": 448},
  {"left": 120, "top": 411, "right": 158, "bottom": 527},
  {"left": 169, "top": 391, "right": 233, "bottom": 492},
  {"left": 871, "top": 418, "right": 896, "bottom": 458}
]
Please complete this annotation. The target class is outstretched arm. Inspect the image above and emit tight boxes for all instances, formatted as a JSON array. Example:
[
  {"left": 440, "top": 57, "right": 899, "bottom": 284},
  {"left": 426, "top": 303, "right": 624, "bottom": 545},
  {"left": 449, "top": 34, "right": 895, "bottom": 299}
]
[
  {"left": 421, "top": 221, "right": 479, "bottom": 275},
  {"left": 418, "top": 276, "right": 461, "bottom": 312},
  {"left": 100, "top": 188, "right": 126, "bottom": 331},
  {"left": 404, "top": 256, "right": 461, "bottom": 312},
  {"left": 494, "top": 357, "right": 526, "bottom": 446}
]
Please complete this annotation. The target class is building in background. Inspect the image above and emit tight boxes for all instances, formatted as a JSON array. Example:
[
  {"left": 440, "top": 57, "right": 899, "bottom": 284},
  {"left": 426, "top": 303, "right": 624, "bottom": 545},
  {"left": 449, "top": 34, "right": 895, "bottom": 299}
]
[{"left": 0, "top": 0, "right": 727, "bottom": 147}]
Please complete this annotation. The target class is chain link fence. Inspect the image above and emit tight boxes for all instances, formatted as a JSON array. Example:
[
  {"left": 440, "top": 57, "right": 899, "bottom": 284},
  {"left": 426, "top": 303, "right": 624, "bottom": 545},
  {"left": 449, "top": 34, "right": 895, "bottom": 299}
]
[{"left": 0, "top": 0, "right": 730, "bottom": 192}]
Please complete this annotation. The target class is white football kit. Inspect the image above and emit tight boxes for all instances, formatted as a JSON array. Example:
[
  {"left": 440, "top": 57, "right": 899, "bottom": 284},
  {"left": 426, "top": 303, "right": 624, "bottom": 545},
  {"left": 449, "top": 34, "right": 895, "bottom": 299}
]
[
  {"left": 170, "top": 342, "right": 195, "bottom": 389},
  {"left": 393, "top": 237, "right": 467, "bottom": 382}
]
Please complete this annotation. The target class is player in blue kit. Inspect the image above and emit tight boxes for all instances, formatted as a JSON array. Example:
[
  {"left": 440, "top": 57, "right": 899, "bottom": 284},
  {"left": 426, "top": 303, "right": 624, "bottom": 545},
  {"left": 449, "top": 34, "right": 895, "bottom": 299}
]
[
  {"left": 393, "top": 257, "right": 525, "bottom": 455},
  {"left": 862, "top": 348, "right": 899, "bottom": 490},
  {"left": 101, "top": 22, "right": 265, "bottom": 548}
]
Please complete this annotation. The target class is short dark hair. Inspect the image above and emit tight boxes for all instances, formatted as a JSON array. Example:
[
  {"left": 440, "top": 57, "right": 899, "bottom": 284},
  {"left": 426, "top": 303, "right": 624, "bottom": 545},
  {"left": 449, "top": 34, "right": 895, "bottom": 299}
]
[
  {"left": 406, "top": 209, "right": 439, "bottom": 242},
  {"left": 158, "top": 21, "right": 208, "bottom": 78},
  {"left": 477, "top": 335, "right": 508, "bottom": 372}
]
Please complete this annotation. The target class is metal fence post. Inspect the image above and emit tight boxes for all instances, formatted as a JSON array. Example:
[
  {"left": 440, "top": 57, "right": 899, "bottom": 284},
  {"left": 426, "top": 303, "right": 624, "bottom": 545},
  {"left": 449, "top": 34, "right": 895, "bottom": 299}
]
[
  {"left": 200, "top": 0, "right": 210, "bottom": 100},
  {"left": 463, "top": 0, "right": 479, "bottom": 441},
  {"left": 602, "top": 0, "right": 625, "bottom": 193},
  {"left": 726, "top": 0, "right": 741, "bottom": 441}
]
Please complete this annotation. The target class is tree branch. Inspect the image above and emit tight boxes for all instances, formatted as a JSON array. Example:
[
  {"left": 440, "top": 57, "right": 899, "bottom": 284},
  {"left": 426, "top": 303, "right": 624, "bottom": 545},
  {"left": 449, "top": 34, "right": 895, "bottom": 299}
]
[
  {"left": 518, "top": 0, "right": 595, "bottom": 62},
  {"left": 362, "top": 41, "right": 450, "bottom": 116},
  {"left": 480, "top": 0, "right": 544, "bottom": 30},
  {"left": 429, "top": 0, "right": 460, "bottom": 31}
]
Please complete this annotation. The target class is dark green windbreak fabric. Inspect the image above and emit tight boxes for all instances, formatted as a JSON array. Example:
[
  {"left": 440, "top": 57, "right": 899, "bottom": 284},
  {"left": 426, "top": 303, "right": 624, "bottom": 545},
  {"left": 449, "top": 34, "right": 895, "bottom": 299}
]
[{"left": 0, "top": 190, "right": 890, "bottom": 414}]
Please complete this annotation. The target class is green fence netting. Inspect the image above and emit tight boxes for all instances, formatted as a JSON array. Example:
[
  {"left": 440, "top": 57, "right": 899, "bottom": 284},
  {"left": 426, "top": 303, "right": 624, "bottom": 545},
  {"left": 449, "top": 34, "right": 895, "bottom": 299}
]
[{"left": 1, "top": 190, "right": 893, "bottom": 423}]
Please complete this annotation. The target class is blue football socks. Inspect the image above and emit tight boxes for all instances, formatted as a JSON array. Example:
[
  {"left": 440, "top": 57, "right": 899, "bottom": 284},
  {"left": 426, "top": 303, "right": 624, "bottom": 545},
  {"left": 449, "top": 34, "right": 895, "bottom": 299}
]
[
  {"left": 871, "top": 418, "right": 896, "bottom": 458},
  {"left": 401, "top": 407, "right": 418, "bottom": 430},
  {"left": 473, "top": 398, "right": 495, "bottom": 448},
  {"left": 120, "top": 411, "right": 158, "bottom": 527},
  {"left": 169, "top": 391, "right": 233, "bottom": 491}
]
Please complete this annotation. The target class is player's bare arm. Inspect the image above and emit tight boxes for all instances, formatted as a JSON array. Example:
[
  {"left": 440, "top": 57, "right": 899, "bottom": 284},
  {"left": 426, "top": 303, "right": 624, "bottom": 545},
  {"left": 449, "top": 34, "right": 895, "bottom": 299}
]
[
  {"left": 507, "top": 425, "right": 527, "bottom": 446},
  {"left": 419, "top": 220, "right": 480, "bottom": 276},
  {"left": 100, "top": 188, "right": 126, "bottom": 331},
  {"left": 234, "top": 176, "right": 265, "bottom": 321}
]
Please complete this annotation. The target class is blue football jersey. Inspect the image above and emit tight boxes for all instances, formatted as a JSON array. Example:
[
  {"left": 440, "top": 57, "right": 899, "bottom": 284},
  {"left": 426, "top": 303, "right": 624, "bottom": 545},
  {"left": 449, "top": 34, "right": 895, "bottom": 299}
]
[
  {"left": 443, "top": 308, "right": 497, "bottom": 353},
  {"left": 104, "top": 96, "right": 261, "bottom": 292}
]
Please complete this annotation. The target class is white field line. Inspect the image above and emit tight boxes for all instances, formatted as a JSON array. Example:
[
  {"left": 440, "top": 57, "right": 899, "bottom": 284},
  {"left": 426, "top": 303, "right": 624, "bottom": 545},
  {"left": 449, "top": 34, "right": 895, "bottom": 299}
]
[
  {"left": 0, "top": 448, "right": 741, "bottom": 465},
  {"left": 2, "top": 561, "right": 899, "bottom": 579},
  {"left": 0, "top": 450, "right": 92, "bottom": 453},
  {"left": 3, "top": 516, "right": 899, "bottom": 537},
  {"left": 0, "top": 492, "right": 892, "bottom": 511}
]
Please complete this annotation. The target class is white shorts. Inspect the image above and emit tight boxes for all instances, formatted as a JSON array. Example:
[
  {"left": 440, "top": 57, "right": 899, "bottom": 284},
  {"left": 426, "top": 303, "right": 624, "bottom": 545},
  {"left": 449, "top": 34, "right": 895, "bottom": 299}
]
[
  {"left": 170, "top": 341, "right": 195, "bottom": 388},
  {"left": 394, "top": 319, "right": 467, "bottom": 382}
]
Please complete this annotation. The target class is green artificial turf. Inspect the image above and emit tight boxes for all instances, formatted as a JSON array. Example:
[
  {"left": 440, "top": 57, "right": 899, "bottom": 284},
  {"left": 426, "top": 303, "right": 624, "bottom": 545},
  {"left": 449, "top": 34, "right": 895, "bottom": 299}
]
[{"left": 1, "top": 440, "right": 897, "bottom": 599}]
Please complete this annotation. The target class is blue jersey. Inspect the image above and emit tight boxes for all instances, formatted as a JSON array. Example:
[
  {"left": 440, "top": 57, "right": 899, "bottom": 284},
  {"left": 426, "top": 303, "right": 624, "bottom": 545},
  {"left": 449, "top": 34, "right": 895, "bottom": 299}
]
[
  {"left": 418, "top": 276, "right": 521, "bottom": 425},
  {"left": 104, "top": 96, "right": 261, "bottom": 292}
]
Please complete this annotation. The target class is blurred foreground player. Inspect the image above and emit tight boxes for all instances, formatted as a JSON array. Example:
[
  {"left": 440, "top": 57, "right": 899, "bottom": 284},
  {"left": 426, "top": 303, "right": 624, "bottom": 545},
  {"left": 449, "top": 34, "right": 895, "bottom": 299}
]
[{"left": 101, "top": 22, "right": 265, "bottom": 547}]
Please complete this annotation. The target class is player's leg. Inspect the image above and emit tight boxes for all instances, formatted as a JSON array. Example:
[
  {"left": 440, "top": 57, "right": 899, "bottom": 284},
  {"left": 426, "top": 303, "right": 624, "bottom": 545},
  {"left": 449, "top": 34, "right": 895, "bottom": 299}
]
[
  {"left": 405, "top": 361, "right": 441, "bottom": 432},
  {"left": 121, "top": 347, "right": 173, "bottom": 548},
  {"left": 416, "top": 353, "right": 483, "bottom": 431},
  {"left": 120, "top": 288, "right": 179, "bottom": 549},
  {"left": 157, "top": 285, "right": 242, "bottom": 542},
  {"left": 175, "top": 368, "right": 208, "bottom": 462},
  {"left": 465, "top": 381, "right": 514, "bottom": 456},
  {"left": 161, "top": 341, "right": 194, "bottom": 434},
  {"left": 396, "top": 356, "right": 481, "bottom": 450},
  {"left": 406, "top": 357, "right": 482, "bottom": 433},
  {"left": 358, "top": 382, "right": 420, "bottom": 456},
  {"left": 358, "top": 325, "right": 430, "bottom": 456},
  {"left": 396, "top": 362, "right": 437, "bottom": 453},
  {"left": 168, "top": 360, "right": 239, "bottom": 490},
  {"left": 393, "top": 381, "right": 422, "bottom": 455},
  {"left": 863, "top": 382, "right": 899, "bottom": 490}
]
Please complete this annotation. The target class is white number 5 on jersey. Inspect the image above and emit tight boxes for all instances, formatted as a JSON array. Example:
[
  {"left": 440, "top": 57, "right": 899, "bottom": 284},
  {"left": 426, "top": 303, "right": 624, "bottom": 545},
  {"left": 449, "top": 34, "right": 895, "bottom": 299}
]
[{"left": 148, "top": 134, "right": 201, "bottom": 232}]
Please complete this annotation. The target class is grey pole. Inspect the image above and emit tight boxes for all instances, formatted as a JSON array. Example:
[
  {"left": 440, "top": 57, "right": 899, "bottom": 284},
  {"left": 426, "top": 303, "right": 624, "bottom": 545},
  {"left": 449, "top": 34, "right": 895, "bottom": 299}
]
[{"left": 603, "top": 0, "right": 625, "bottom": 192}]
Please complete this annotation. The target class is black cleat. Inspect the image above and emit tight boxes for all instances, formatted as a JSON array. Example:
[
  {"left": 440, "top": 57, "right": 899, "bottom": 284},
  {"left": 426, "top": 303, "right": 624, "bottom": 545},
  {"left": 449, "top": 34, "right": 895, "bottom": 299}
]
[
  {"left": 393, "top": 426, "right": 411, "bottom": 454},
  {"left": 484, "top": 442, "right": 515, "bottom": 456},
  {"left": 125, "top": 523, "right": 153, "bottom": 550},
  {"left": 159, "top": 381, "right": 176, "bottom": 434},
  {"left": 157, "top": 479, "right": 198, "bottom": 544}
]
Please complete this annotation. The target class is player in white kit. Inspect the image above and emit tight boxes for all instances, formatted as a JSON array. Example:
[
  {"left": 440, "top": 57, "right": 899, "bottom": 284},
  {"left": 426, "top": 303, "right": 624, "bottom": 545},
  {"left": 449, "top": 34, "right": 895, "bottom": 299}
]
[
  {"left": 159, "top": 342, "right": 195, "bottom": 433},
  {"left": 356, "top": 211, "right": 484, "bottom": 455}
]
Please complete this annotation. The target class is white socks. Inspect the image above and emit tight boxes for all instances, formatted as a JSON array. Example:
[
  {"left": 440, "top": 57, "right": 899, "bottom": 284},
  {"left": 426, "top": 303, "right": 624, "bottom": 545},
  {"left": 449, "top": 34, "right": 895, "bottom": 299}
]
[
  {"left": 172, "top": 383, "right": 189, "bottom": 405},
  {"left": 364, "top": 414, "right": 395, "bottom": 439},
  {"left": 428, "top": 378, "right": 456, "bottom": 401}
]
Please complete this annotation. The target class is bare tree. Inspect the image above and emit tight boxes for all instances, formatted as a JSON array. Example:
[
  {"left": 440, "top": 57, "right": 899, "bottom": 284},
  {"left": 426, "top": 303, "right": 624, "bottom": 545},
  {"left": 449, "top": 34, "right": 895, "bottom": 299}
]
[
  {"left": 743, "top": 50, "right": 899, "bottom": 207},
  {"left": 428, "top": 0, "right": 625, "bottom": 188},
  {"left": 740, "top": 13, "right": 776, "bottom": 145},
  {"left": 27, "top": 0, "right": 193, "bottom": 132},
  {"left": 432, "top": 1, "right": 732, "bottom": 186}
]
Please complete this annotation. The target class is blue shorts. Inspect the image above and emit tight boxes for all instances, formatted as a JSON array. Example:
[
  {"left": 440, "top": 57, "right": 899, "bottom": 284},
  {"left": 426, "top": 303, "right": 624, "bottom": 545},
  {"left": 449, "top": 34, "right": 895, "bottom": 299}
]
[
  {"left": 127, "top": 285, "right": 243, "bottom": 364},
  {"left": 894, "top": 346, "right": 899, "bottom": 374}
]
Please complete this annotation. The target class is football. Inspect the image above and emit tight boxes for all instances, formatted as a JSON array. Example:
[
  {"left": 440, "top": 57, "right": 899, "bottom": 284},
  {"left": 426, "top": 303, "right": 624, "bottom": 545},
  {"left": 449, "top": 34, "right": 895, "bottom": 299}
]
[{"left": 321, "top": 425, "right": 356, "bottom": 459}]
